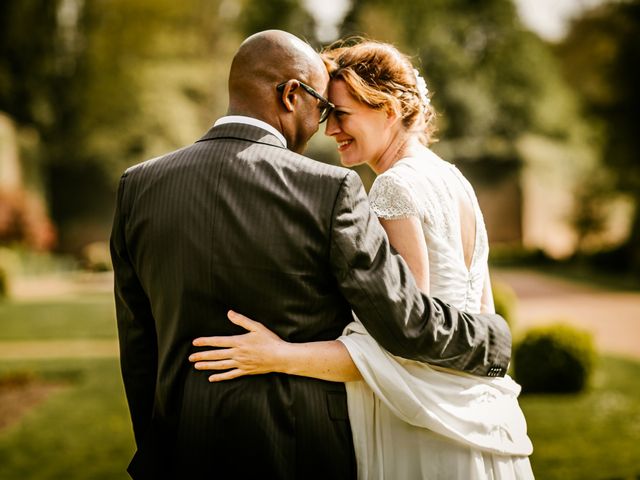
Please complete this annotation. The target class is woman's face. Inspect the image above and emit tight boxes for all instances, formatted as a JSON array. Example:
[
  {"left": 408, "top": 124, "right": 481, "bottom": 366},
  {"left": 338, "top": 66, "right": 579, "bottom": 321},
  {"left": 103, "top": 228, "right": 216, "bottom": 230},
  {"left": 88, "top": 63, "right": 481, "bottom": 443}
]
[{"left": 324, "top": 79, "right": 394, "bottom": 169}]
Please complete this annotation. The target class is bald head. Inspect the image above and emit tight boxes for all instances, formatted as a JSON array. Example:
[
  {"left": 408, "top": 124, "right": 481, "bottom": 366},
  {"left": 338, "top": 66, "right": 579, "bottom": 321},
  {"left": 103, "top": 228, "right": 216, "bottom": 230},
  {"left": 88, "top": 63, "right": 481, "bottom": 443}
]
[{"left": 227, "top": 30, "right": 327, "bottom": 123}]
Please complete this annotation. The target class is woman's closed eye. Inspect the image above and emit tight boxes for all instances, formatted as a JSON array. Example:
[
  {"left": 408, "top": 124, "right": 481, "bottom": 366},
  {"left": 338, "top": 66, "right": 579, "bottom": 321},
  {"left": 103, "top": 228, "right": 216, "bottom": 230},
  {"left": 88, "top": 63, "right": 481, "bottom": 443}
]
[{"left": 331, "top": 109, "right": 348, "bottom": 121}]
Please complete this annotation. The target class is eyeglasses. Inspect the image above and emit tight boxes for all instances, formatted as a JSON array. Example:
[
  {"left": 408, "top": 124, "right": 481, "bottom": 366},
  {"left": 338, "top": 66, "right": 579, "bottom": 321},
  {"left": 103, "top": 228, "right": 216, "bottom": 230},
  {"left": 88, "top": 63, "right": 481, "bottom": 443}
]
[{"left": 277, "top": 80, "right": 335, "bottom": 123}]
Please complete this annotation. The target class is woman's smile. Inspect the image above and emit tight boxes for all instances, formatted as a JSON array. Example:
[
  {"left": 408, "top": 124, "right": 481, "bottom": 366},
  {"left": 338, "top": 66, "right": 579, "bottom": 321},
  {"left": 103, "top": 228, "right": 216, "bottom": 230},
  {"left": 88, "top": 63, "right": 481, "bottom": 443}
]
[{"left": 337, "top": 139, "right": 353, "bottom": 152}]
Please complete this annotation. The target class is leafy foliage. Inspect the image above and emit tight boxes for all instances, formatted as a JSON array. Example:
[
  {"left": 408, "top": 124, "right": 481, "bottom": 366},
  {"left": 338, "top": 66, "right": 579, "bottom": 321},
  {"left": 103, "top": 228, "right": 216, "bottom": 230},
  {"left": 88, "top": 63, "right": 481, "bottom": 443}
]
[
  {"left": 0, "top": 1, "right": 60, "bottom": 127},
  {"left": 0, "top": 0, "right": 239, "bottom": 251},
  {"left": 239, "top": 0, "right": 315, "bottom": 41},
  {"left": 559, "top": 0, "right": 640, "bottom": 269}
]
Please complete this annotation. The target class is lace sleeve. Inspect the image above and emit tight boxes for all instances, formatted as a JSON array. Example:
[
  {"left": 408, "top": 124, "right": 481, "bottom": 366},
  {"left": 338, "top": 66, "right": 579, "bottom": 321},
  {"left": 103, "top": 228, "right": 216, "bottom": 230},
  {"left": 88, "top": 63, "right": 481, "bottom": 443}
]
[{"left": 369, "top": 173, "right": 419, "bottom": 220}]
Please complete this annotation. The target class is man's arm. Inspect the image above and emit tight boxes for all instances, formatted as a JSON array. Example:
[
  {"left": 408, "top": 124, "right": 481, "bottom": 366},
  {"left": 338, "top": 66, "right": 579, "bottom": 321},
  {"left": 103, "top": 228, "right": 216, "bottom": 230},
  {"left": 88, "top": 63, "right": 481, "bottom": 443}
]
[
  {"left": 329, "top": 170, "right": 511, "bottom": 377},
  {"left": 110, "top": 172, "right": 158, "bottom": 446}
]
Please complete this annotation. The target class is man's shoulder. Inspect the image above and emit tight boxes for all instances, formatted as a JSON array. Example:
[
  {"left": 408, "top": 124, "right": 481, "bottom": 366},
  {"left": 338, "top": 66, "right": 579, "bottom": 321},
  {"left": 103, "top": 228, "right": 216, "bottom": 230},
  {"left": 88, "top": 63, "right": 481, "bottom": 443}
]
[
  {"left": 278, "top": 148, "right": 352, "bottom": 182},
  {"left": 122, "top": 144, "right": 192, "bottom": 179}
]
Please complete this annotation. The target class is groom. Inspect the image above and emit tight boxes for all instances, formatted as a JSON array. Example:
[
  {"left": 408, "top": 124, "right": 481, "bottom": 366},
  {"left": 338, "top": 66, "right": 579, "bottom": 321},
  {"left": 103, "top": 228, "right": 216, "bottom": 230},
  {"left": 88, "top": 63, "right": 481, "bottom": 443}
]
[{"left": 111, "top": 30, "right": 511, "bottom": 479}]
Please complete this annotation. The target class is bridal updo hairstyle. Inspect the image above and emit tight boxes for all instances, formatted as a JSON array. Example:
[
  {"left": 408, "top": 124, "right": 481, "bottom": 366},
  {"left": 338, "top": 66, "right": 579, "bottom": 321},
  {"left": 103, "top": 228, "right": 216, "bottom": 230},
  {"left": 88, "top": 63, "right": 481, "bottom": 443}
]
[{"left": 322, "top": 39, "right": 437, "bottom": 145}]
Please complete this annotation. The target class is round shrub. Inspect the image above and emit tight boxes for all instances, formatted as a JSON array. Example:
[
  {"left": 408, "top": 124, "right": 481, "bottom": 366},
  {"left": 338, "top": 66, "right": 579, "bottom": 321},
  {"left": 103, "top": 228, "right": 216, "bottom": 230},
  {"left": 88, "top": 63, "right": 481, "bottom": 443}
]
[
  {"left": 492, "top": 281, "right": 517, "bottom": 330},
  {"left": 514, "top": 323, "right": 596, "bottom": 394}
]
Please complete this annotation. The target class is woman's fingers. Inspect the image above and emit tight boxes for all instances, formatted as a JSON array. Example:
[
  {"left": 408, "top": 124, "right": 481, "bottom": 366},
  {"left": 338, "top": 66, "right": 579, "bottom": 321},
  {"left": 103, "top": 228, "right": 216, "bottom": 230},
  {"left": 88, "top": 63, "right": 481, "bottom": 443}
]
[
  {"left": 227, "top": 310, "right": 263, "bottom": 331},
  {"left": 194, "top": 359, "right": 236, "bottom": 371},
  {"left": 189, "top": 348, "right": 233, "bottom": 363},
  {"left": 189, "top": 310, "right": 283, "bottom": 381},
  {"left": 208, "top": 369, "right": 248, "bottom": 382},
  {"left": 192, "top": 310, "right": 265, "bottom": 348},
  {"left": 192, "top": 336, "right": 239, "bottom": 348}
]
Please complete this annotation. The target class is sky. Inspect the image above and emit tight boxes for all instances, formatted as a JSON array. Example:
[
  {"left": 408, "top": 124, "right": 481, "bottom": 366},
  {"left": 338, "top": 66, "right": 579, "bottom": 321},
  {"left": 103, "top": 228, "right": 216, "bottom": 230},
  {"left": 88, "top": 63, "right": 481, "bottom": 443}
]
[
  {"left": 303, "top": 0, "right": 610, "bottom": 42},
  {"left": 512, "top": 0, "right": 609, "bottom": 40}
]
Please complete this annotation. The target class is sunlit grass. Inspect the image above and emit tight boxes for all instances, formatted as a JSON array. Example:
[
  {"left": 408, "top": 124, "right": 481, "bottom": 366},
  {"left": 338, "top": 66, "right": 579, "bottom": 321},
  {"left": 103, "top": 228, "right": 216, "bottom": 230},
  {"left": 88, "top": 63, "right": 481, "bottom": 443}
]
[
  {"left": 1, "top": 293, "right": 639, "bottom": 479},
  {"left": 522, "top": 356, "right": 640, "bottom": 479},
  {"left": 2, "top": 355, "right": 639, "bottom": 479},
  {"left": 0, "top": 358, "right": 133, "bottom": 480},
  {"left": 0, "top": 293, "right": 116, "bottom": 341}
]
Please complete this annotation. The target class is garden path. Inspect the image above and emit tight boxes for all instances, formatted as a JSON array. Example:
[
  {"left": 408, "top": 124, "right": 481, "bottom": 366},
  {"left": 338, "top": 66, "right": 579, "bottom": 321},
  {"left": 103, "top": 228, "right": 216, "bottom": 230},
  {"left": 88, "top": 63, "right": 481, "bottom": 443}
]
[{"left": 493, "top": 267, "right": 640, "bottom": 360}]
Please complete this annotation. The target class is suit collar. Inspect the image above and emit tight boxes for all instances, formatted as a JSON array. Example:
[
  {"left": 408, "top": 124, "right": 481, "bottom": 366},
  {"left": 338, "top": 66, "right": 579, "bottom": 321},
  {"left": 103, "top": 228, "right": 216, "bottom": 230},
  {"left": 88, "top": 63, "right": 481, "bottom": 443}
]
[
  {"left": 197, "top": 122, "right": 287, "bottom": 149},
  {"left": 214, "top": 115, "right": 287, "bottom": 147}
]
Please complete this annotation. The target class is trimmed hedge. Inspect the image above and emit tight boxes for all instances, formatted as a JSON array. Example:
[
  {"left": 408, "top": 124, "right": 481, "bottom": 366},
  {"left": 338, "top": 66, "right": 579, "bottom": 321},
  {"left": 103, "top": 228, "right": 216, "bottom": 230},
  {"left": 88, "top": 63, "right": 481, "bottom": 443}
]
[{"left": 514, "top": 323, "right": 596, "bottom": 393}]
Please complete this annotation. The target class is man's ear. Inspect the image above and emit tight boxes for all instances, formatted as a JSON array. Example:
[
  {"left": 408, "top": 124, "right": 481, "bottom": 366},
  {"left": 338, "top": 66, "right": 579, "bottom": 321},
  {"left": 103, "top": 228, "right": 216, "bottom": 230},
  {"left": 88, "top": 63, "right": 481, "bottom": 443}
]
[{"left": 279, "top": 80, "right": 300, "bottom": 113}]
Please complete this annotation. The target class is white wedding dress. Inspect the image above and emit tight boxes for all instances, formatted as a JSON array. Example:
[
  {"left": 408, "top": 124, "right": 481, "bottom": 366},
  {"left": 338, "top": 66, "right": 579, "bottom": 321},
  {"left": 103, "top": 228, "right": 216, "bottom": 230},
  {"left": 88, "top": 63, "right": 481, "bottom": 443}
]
[{"left": 338, "top": 151, "right": 534, "bottom": 479}]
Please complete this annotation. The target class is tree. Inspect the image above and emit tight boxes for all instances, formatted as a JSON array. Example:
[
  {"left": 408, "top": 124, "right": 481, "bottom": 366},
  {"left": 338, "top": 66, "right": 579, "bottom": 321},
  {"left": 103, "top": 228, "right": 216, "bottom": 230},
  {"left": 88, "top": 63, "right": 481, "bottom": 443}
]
[
  {"left": 0, "top": 1, "right": 60, "bottom": 128},
  {"left": 559, "top": 0, "right": 640, "bottom": 270},
  {"left": 0, "top": 0, "right": 60, "bottom": 250},
  {"left": 0, "top": 0, "right": 236, "bottom": 251},
  {"left": 238, "top": 0, "right": 315, "bottom": 41}
]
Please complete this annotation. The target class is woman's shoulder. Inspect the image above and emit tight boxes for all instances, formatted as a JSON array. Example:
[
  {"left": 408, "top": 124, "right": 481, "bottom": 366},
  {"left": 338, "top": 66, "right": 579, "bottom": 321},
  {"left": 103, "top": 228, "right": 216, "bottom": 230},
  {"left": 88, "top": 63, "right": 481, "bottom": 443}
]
[{"left": 369, "top": 167, "right": 420, "bottom": 220}]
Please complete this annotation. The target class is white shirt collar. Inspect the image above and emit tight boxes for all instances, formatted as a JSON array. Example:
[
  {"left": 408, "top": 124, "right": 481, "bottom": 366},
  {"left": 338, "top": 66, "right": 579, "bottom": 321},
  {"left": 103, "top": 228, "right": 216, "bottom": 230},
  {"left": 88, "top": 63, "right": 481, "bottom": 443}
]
[{"left": 214, "top": 115, "right": 287, "bottom": 148}]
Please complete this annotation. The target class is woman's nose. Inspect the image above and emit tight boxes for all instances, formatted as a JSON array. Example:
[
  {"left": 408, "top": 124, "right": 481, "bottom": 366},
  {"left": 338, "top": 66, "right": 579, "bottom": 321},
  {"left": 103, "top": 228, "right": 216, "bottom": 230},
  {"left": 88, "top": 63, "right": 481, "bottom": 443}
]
[{"left": 324, "top": 113, "right": 339, "bottom": 136}]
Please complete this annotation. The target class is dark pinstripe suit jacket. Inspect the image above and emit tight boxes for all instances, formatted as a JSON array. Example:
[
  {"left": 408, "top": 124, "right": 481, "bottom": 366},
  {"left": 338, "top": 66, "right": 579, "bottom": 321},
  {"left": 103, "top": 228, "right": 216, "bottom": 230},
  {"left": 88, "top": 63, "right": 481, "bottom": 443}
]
[{"left": 110, "top": 122, "right": 512, "bottom": 479}]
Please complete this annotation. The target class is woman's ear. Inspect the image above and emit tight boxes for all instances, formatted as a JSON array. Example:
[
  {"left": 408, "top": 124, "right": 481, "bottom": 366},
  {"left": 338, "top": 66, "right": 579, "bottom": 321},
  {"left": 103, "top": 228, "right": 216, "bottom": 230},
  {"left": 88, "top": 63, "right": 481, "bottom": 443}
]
[
  {"left": 279, "top": 80, "right": 300, "bottom": 113},
  {"left": 385, "top": 105, "right": 401, "bottom": 127}
]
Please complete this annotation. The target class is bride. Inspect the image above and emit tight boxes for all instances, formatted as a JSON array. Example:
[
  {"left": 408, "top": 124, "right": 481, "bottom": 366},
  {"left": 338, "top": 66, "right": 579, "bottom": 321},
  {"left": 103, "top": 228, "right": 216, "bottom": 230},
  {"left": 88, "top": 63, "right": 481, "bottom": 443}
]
[{"left": 189, "top": 39, "right": 534, "bottom": 479}]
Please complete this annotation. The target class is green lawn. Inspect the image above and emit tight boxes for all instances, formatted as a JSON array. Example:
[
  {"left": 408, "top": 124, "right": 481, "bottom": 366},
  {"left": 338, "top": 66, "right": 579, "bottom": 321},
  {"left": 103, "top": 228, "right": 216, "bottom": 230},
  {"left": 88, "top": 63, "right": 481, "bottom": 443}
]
[
  {"left": 0, "top": 358, "right": 134, "bottom": 480},
  {"left": 0, "top": 292, "right": 130, "bottom": 479},
  {"left": 521, "top": 356, "right": 640, "bottom": 479},
  {"left": 1, "top": 294, "right": 640, "bottom": 479},
  {"left": 0, "top": 293, "right": 116, "bottom": 340}
]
